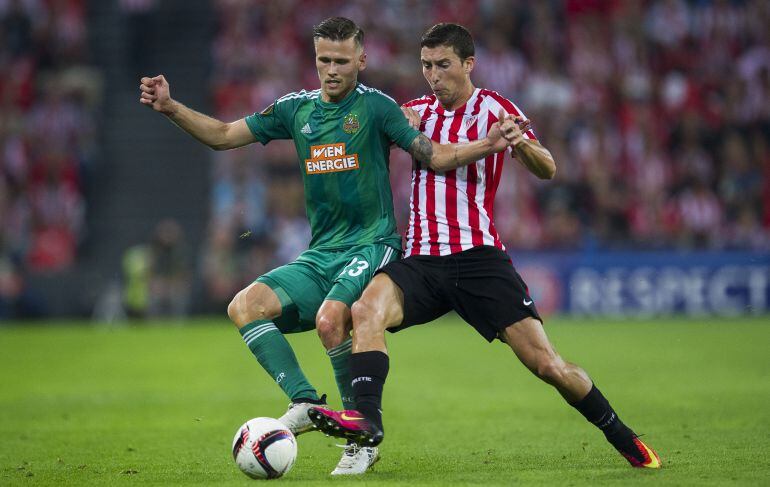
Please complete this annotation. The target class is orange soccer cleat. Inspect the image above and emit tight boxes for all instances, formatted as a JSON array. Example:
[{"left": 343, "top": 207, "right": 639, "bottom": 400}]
[{"left": 617, "top": 435, "right": 662, "bottom": 469}]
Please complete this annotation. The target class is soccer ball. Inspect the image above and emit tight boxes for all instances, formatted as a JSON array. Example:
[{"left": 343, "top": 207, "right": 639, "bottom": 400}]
[{"left": 232, "top": 417, "right": 297, "bottom": 479}]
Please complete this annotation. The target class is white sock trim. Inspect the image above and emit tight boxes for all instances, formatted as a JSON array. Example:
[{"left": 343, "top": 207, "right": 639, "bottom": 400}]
[
  {"left": 241, "top": 322, "right": 276, "bottom": 342},
  {"left": 243, "top": 324, "right": 279, "bottom": 347},
  {"left": 327, "top": 338, "right": 353, "bottom": 358}
]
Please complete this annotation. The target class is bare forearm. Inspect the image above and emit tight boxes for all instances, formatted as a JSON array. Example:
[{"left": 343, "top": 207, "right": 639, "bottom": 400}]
[
  {"left": 431, "top": 139, "right": 497, "bottom": 172},
  {"left": 408, "top": 134, "right": 495, "bottom": 172},
  {"left": 164, "top": 99, "right": 232, "bottom": 150},
  {"left": 512, "top": 139, "right": 556, "bottom": 179}
]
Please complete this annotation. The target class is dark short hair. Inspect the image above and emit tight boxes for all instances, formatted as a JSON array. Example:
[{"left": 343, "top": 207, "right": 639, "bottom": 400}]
[
  {"left": 312, "top": 17, "right": 364, "bottom": 48},
  {"left": 420, "top": 23, "right": 475, "bottom": 60}
]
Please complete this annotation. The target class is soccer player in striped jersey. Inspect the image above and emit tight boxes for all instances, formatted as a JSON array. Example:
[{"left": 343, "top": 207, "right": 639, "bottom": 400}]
[
  {"left": 310, "top": 23, "right": 661, "bottom": 470},
  {"left": 139, "top": 18, "right": 520, "bottom": 475}
]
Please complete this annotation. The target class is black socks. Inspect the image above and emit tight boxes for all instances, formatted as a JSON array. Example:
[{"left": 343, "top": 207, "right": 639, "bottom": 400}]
[
  {"left": 571, "top": 384, "right": 634, "bottom": 443},
  {"left": 350, "top": 351, "right": 389, "bottom": 430}
]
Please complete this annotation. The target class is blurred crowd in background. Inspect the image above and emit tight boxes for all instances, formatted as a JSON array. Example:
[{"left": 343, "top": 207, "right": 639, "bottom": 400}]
[
  {"left": 2, "top": 0, "right": 770, "bottom": 318},
  {"left": 0, "top": 0, "right": 100, "bottom": 317},
  {"left": 203, "top": 0, "right": 770, "bottom": 300}
]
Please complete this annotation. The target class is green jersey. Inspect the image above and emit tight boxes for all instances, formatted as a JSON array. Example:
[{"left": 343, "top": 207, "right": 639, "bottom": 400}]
[{"left": 245, "top": 83, "right": 420, "bottom": 250}]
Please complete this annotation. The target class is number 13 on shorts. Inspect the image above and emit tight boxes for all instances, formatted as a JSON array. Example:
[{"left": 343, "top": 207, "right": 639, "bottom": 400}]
[
  {"left": 327, "top": 244, "right": 398, "bottom": 306},
  {"left": 340, "top": 257, "right": 370, "bottom": 277}
]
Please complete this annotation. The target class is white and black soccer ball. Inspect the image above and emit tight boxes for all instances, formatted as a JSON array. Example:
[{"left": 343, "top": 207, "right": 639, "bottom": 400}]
[{"left": 232, "top": 417, "right": 297, "bottom": 479}]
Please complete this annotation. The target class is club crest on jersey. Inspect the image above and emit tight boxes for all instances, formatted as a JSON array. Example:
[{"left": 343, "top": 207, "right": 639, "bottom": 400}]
[
  {"left": 464, "top": 114, "right": 478, "bottom": 129},
  {"left": 343, "top": 113, "right": 360, "bottom": 134},
  {"left": 304, "top": 143, "right": 360, "bottom": 174}
]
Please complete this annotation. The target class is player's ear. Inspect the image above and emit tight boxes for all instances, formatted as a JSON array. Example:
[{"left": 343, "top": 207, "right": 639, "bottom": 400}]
[
  {"left": 463, "top": 56, "right": 475, "bottom": 75},
  {"left": 358, "top": 50, "right": 367, "bottom": 72}
]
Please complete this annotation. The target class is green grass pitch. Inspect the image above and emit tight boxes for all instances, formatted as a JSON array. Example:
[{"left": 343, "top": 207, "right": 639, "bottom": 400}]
[{"left": 1, "top": 315, "right": 769, "bottom": 485}]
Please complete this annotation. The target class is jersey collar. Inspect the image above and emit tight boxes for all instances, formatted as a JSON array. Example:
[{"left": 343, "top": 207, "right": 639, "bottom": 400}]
[
  {"left": 316, "top": 83, "right": 360, "bottom": 110},
  {"left": 433, "top": 88, "right": 480, "bottom": 117}
]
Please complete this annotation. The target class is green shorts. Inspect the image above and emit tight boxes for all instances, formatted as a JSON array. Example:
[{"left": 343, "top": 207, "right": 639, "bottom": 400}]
[{"left": 255, "top": 242, "right": 400, "bottom": 334}]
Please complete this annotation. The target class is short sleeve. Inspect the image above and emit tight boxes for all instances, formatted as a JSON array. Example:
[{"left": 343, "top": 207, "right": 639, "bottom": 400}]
[
  {"left": 485, "top": 95, "right": 538, "bottom": 157},
  {"left": 369, "top": 92, "right": 421, "bottom": 151},
  {"left": 244, "top": 100, "right": 292, "bottom": 145}
]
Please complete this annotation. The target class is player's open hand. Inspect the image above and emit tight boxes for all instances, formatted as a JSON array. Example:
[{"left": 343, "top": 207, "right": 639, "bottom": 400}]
[
  {"left": 139, "top": 75, "right": 175, "bottom": 115},
  {"left": 400, "top": 106, "right": 421, "bottom": 129}
]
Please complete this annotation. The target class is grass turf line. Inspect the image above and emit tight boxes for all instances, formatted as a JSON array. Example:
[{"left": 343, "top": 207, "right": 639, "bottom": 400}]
[{"left": 1, "top": 316, "right": 769, "bottom": 485}]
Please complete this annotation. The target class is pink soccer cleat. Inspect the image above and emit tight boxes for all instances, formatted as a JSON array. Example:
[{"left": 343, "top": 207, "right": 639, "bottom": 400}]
[{"left": 308, "top": 407, "right": 384, "bottom": 446}]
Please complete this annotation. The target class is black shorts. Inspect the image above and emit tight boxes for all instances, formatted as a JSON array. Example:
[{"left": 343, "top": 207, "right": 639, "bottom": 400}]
[{"left": 378, "top": 245, "right": 542, "bottom": 342}]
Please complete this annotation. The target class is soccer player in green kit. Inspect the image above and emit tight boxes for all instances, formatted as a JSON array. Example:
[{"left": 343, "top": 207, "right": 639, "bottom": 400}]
[{"left": 139, "top": 17, "right": 518, "bottom": 475}]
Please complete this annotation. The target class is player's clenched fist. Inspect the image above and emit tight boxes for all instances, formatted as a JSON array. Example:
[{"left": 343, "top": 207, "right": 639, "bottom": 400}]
[
  {"left": 139, "top": 75, "right": 175, "bottom": 115},
  {"left": 487, "top": 109, "right": 524, "bottom": 152},
  {"left": 498, "top": 110, "right": 531, "bottom": 148}
]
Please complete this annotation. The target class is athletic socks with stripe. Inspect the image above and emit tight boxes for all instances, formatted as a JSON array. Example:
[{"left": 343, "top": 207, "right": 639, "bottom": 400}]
[
  {"left": 327, "top": 338, "right": 355, "bottom": 409},
  {"left": 239, "top": 320, "right": 320, "bottom": 403}
]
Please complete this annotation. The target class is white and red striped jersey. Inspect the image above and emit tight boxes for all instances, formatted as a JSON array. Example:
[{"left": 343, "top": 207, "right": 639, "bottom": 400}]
[{"left": 402, "top": 88, "right": 536, "bottom": 257}]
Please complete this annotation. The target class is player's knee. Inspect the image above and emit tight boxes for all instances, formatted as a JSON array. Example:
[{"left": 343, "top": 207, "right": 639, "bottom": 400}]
[
  {"left": 227, "top": 292, "right": 245, "bottom": 326},
  {"left": 350, "top": 299, "right": 368, "bottom": 324},
  {"left": 227, "top": 290, "right": 270, "bottom": 328},
  {"left": 315, "top": 312, "right": 344, "bottom": 345},
  {"left": 351, "top": 298, "right": 381, "bottom": 332}
]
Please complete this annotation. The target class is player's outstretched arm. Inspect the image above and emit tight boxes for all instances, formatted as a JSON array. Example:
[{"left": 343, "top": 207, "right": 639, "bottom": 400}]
[{"left": 139, "top": 75, "right": 255, "bottom": 151}]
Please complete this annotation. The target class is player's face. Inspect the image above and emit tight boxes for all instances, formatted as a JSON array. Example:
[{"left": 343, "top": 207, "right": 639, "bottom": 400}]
[
  {"left": 315, "top": 37, "right": 366, "bottom": 103},
  {"left": 421, "top": 45, "right": 475, "bottom": 109}
]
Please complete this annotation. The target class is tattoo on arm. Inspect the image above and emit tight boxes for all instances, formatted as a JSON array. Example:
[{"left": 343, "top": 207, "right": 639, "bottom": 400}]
[{"left": 408, "top": 134, "right": 433, "bottom": 163}]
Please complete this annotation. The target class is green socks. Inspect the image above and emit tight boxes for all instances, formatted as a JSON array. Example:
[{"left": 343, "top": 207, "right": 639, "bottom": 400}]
[
  {"left": 239, "top": 320, "right": 319, "bottom": 402},
  {"left": 240, "top": 321, "right": 355, "bottom": 409},
  {"left": 327, "top": 337, "right": 355, "bottom": 409}
]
